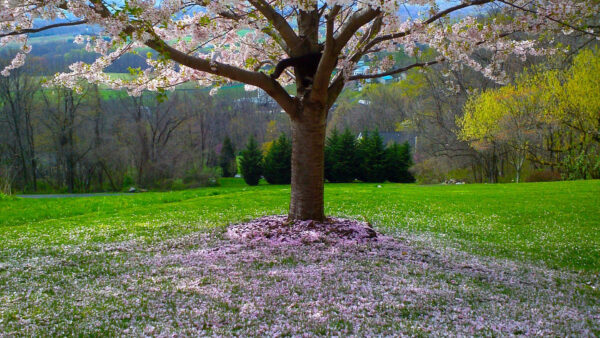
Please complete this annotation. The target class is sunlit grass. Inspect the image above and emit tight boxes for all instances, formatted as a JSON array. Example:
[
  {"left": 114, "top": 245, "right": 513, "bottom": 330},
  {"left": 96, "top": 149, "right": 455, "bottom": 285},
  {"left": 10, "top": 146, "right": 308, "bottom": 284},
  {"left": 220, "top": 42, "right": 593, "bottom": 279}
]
[
  {"left": 1, "top": 179, "right": 598, "bottom": 271},
  {"left": 1, "top": 179, "right": 599, "bottom": 335}
]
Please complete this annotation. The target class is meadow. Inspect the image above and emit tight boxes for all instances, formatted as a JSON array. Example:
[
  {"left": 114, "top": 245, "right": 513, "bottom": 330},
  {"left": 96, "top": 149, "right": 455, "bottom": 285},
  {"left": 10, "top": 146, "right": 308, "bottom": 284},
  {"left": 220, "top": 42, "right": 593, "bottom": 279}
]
[{"left": 0, "top": 180, "right": 599, "bottom": 335}]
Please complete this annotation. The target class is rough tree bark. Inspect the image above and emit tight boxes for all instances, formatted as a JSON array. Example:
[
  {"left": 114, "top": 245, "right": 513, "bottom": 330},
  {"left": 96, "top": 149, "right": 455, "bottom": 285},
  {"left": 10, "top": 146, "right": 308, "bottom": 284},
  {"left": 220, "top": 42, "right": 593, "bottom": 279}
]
[{"left": 289, "top": 103, "right": 327, "bottom": 221}]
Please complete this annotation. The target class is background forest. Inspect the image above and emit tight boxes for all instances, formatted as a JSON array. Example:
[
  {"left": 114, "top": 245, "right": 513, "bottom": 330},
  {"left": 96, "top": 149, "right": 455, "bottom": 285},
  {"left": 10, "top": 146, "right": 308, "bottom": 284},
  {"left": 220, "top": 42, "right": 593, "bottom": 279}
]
[{"left": 0, "top": 29, "right": 598, "bottom": 193}]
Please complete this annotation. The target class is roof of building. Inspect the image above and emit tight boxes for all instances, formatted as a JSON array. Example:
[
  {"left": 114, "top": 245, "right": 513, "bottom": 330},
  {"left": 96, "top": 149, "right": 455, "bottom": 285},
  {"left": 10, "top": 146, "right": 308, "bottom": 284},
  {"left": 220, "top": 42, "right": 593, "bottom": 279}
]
[{"left": 357, "top": 131, "right": 416, "bottom": 147}]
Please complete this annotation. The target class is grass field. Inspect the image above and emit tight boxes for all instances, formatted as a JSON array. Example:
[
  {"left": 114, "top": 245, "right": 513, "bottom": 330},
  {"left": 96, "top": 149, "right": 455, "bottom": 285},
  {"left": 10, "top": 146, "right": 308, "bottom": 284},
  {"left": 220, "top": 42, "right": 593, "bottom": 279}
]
[{"left": 1, "top": 180, "right": 599, "bottom": 335}]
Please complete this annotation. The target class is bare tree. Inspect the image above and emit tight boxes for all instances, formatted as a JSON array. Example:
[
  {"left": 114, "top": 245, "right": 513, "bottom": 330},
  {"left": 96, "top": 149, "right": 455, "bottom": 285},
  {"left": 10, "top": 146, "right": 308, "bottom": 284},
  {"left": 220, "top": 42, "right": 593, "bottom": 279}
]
[
  {"left": 0, "top": 63, "right": 40, "bottom": 191},
  {"left": 40, "top": 86, "right": 90, "bottom": 192}
]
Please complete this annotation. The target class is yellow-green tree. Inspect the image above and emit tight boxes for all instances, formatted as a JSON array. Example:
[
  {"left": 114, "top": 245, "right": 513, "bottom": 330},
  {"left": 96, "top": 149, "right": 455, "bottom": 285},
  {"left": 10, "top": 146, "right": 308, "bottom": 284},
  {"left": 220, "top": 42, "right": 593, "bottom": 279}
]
[
  {"left": 554, "top": 49, "right": 600, "bottom": 143},
  {"left": 459, "top": 48, "right": 600, "bottom": 181},
  {"left": 459, "top": 83, "right": 541, "bottom": 182}
]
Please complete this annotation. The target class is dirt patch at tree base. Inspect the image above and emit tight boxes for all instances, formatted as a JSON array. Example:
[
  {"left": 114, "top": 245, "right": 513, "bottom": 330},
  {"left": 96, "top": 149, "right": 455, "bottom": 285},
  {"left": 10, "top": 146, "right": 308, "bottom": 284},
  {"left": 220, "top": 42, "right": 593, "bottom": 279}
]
[{"left": 226, "top": 215, "right": 379, "bottom": 245}]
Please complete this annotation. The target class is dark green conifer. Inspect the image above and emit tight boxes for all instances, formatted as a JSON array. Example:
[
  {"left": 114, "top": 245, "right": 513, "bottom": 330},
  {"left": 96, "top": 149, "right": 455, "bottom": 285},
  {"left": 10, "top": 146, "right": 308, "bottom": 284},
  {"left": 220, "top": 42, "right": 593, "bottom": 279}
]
[
  {"left": 240, "top": 136, "right": 263, "bottom": 186},
  {"left": 219, "top": 136, "right": 237, "bottom": 177},
  {"left": 357, "top": 130, "right": 387, "bottom": 183},
  {"left": 385, "top": 141, "right": 415, "bottom": 183},
  {"left": 325, "top": 128, "right": 358, "bottom": 182},
  {"left": 263, "top": 134, "right": 292, "bottom": 184}
]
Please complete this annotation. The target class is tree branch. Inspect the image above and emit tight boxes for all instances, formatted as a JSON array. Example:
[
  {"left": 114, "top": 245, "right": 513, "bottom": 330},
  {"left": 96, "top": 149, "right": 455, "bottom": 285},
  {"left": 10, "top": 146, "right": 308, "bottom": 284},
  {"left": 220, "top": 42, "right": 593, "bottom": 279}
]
[
  {"left": 0, "top": 20, "right": 88, "bottom": 38},
  {"left": 144, "top": 38, "right": 298, "bottom": 117},
  {"left": 349, "top": 60, "right": 442, "bottom": 81},
  {"left": 248, "top": 0, "right": 301, "bottom": 54},
  {"left": 333, "top": 7, "right": 381, "bottom": 55},
  {"left": 326, "top": 76, "right": 345, "bottom": 112},
  {"left": 497, "top": 0, "right": 600, "bottom": 38},
  {"left": 363, "top": 0, "right": 492, "bottom": 52},
  {"left": 311, "top": 6, "right": 380, "bottom": 102},
  {"left": 90, "top": 0, "right": 299, "bottom": 116},
  {"left": 310, "top": 6, "right": 342, "bottom": 100}
]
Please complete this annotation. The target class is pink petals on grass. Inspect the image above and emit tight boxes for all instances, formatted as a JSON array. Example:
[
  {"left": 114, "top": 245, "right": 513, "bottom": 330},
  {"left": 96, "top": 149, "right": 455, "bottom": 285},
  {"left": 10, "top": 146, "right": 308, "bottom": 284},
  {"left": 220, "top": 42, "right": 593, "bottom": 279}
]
[{"left": 1, "top": 217, "right": 599, "bottom": 336}]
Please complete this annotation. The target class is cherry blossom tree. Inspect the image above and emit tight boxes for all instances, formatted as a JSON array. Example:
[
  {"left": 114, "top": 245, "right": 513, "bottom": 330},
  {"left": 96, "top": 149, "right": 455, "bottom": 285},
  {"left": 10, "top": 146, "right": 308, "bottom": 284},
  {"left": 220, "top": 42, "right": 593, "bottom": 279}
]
[{"left": 1, "top": 0, "right": 598, "bottom": 221}]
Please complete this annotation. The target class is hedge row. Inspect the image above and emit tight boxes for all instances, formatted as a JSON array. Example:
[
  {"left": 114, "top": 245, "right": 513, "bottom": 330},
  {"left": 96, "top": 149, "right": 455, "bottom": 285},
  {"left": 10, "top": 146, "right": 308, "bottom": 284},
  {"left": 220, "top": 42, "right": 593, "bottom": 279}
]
[{"left": 239, "top": 130, "right": 414, "bottom": 186}]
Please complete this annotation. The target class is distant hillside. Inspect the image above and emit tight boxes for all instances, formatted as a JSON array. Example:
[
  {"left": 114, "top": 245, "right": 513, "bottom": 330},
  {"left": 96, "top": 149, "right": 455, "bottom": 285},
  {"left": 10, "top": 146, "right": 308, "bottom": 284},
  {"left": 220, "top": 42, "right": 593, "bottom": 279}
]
[
  {"left": 30, "top": 19, "right": 99, "bottom": 37},
  {"left": 1, "top": 34, "right": 148, "bottom": 75}
]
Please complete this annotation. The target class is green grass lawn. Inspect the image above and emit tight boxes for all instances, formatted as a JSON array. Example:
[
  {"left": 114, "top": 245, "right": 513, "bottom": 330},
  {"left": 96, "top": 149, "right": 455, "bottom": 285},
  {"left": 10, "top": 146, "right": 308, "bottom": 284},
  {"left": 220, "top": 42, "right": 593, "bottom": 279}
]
[
  {"left": 1, "top": 180, "right": 599, "bottom": 335},
  {"left": 2, "top": 180, "right": 598, "bottom": 271}
]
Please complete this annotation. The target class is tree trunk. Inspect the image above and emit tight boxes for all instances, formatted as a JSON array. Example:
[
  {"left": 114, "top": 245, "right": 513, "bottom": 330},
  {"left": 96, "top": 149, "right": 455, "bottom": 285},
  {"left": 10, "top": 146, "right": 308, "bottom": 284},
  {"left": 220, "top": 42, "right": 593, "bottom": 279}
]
[{"left": 288, "top": 104, "right": 327, "bottom": 222}]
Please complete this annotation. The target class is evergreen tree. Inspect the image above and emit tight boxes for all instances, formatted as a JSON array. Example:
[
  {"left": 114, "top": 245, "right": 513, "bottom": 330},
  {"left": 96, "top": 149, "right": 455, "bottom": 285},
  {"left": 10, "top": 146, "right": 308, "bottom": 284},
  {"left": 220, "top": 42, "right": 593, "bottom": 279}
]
[
  {"left": 325, "top": 128, "right": 358, "bottom": 182},
  {"left": 324, "top": 128, "right": 341, "bottom": 182},
  {"left": 356, "top": 131, "right": 370, "bottom": 182},
  {"left": 357, "top": 130, "right": 387, "bottom": 183},
  {"left": 219, "top": 136, "right": 237, "bottom": 177},
  {"left": 385, "top": 141, "right": 415, "bottom": 183},
  {"left": 240, "top": 136, "right": 263, "bottom": 186},
  {"left": 263, "top": 134, "right": 292, "bottom": 184}
]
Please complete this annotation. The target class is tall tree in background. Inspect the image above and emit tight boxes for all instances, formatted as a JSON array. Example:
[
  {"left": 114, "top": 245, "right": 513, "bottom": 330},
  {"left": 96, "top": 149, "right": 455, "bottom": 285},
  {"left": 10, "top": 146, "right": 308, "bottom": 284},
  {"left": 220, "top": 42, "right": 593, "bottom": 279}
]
[
  {"left": 324, "top": 128, "right": 341, "bottom": 183},
  {"left": 219, "top": 136, "right": 237, "bottom": 178},
  {"left": 240, "top": 136, "right": 263, "bottom": 186},
  {"left": 41, "top": 87, "right": 90, "bottom": 192},
  {"left": 325, "top": 128, "right": 358, "bottom": 183},
  {"left": 460, "top": 49, "right": 600, "bottom": 181},
  {"left": 0, "top": 64, "right": 39, "bottom": 191},
  {"left": 386, "top": 142, "right": 415, "bottom": 183},
  {"left": 1, "top": 0, "right": 598, "bottom": 220},
  {"left": 357, "top": 130, "right": 387, "bottom": 183},
  {"left": 263, "top": 134, "right": 292, "bottom": 185},
  {"left": 118, "top": 94, "right": 189, "bottom": 187}
]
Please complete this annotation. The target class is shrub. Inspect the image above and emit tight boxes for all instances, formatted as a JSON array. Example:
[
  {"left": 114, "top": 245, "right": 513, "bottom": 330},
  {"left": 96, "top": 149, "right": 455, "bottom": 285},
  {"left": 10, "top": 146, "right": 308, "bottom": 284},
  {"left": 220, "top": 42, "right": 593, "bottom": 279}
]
[
  {"left": 385, "top": 141, "right": 415, "bottom": 183},
  {"left": 219, "top": 136, "right": 237, "bottom": 178},
  {"left": 122, "top": 174, "right": 134, "bottom": 189},
  {"left": 357, "top": 130, "right": 387, "bottom": 183},
  {"left": 183, "top": 166, "right": 221, "bottom": 188},
  {"left": 525, "top": 169, "right": 562, "bottom": 182},
  {"left": 562, "top": 149, "right": 600, "bottom": 180},
  {"left": 263, "top": 134, "right": 292, "bottom": 184},
  {"left": 0, "top": 193, "right": 15, "bottom": 201},
  {"left": 240, "top": 136, "right": 263, "bottom": 186},
  {"left": 411, "top": 158, "right": 449, "bottom": 184},
  {"left": 325, "top": 128, "right": 358, "bottom": 183}
]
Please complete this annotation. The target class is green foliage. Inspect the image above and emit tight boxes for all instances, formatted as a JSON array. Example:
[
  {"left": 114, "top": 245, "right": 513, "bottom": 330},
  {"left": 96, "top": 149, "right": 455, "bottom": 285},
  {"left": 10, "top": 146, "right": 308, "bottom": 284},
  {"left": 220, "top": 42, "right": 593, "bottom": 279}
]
[
  {"left": 122, "top": 175, "right": 134, "bottom": 189},
  {"left": 459, "top": 48, "right": 600, "bottom": 180},
  {"left": 385, "top": 142, "right": 415, "bottom": 183},
  {"left": 240, "top": 136, "right": 263, "bottom": 186},
  {"left": 357, "top": 130, "right": 387, "bottom": 183},
  {"left": 219, "top": 136, "right": 237, "bottom": 178},
  {"left": 325, "top": 129, "right": 358, "bottom": 183},
  {"left": 0, "top": 193, "right": 15, "bottom": 201},
  {"left": 563, "top": 149, "right": 600, "bottom": 180},
  {"left": 263, "top": 134, "right": 292, "bottom": 185}
]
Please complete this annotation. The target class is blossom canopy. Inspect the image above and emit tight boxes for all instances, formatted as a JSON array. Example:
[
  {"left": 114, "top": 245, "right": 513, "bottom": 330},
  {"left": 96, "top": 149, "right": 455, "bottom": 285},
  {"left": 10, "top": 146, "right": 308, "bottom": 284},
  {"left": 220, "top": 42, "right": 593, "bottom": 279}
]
[{"left": 0, "top": 0, "right": 598, "bottom": 102}]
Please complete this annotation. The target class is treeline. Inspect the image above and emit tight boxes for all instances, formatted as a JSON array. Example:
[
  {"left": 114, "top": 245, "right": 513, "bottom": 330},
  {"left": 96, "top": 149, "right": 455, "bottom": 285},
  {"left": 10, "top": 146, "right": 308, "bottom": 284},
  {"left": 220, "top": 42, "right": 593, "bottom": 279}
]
[
  {"left": 237, "top": 130, "right": 414, "bottom": 186},
  {"left": 329, "top": 45, "right": 599, "bottom": 184},
  {"left": 0, "top": 60, "right": 291, "bottom": 194},
  {"left": 2, "top": 41, "right": 598, "bottom": 192}
]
